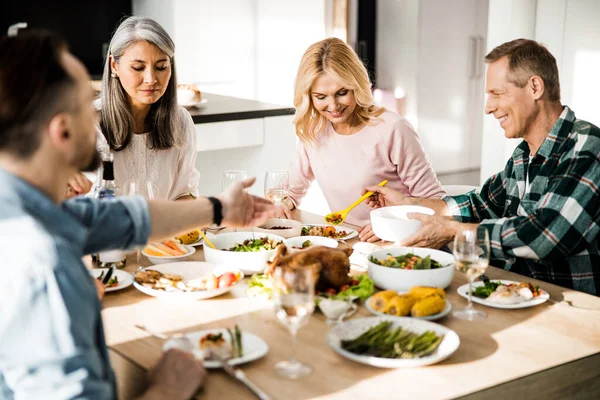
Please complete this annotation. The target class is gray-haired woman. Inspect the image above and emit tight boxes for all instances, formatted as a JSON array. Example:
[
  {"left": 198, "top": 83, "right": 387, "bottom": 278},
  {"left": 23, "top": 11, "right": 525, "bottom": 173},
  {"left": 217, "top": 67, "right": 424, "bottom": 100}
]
[{"left": 96, "top": 16, "right": 199, "bottom": 200}]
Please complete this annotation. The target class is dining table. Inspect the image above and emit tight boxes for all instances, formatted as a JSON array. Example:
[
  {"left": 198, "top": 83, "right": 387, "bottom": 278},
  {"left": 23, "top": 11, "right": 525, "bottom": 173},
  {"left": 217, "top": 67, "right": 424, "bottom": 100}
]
[{"left": 99, "top": 210, "right": 600, "bottom": 400}]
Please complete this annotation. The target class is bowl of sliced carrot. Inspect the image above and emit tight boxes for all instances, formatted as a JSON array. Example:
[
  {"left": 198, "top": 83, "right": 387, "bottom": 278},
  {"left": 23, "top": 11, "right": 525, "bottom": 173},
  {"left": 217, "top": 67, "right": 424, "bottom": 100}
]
[{"left": 142, "top": 239, "right": 196, "bottom": 264}]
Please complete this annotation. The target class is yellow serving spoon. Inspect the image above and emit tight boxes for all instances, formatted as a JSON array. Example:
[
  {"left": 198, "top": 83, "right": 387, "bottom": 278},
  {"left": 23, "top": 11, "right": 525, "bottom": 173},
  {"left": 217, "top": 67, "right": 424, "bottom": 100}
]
[
  {"left": 198, "top": 230, "right": 216, "bottom": 249},
  {"left": 324, "top": 180, "right": 388, "bottom": 225}
]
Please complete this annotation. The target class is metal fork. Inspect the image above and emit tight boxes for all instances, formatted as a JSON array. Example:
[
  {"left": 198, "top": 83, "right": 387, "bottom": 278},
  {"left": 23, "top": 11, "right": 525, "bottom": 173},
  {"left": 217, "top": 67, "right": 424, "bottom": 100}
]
[{"left": 208, "top": 349, "right": 272, "bottom": 400}]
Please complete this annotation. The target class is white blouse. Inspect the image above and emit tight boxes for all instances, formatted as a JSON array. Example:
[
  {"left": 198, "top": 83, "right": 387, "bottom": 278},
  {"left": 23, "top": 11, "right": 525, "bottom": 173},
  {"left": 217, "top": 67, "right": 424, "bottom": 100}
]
[{"left": 96, "top": 106, "right": 200, "bottom": 200}]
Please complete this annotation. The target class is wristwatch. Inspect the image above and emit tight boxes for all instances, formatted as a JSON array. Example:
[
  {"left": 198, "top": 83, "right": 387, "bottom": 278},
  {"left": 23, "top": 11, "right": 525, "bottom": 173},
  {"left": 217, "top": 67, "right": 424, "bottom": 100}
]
[{"left": 208, "top": 197, "right": 223, "bottom": 226}]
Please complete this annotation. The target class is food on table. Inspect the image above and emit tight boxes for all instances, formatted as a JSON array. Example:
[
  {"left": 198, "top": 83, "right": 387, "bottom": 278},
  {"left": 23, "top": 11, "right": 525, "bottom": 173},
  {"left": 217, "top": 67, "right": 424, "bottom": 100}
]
[
  {"left": 144, "top": 239, "right": 190, "bottom": 257},
  {"left": 199, "top": 324, "right": 243, "bottom": 359},
  {"left": 291, "top": 240, "right": 312, "bottom": 250},
  {"left": 369, "top": 286, "right": 447, "bottom": 318},
  {"left": 410, "top": 294, "right": 446, "bottom": 317},
  {"left": 97, "top": 271, "right": 119, "bottom": 288},
  {"left": 474, "top": 281, "right": 543, "bottom": 304},
  {"left": 387, "top": 294, "right": 417, "bottom": 316},
  {"left": 369, "top": 253, "right": 443, "bottom": 270},
  {"left": 370, "top": 290, "right": 398, "bottom": 312},
  {"left": 175, "top": 229, "right": 200, "bottom": 245},
  {"left": 301, "top": 225, "right": 348, "bottom": 239},
  {"left": 177, "top": 83, "right": 202, "bottom": 104},
  {"left": 267, "top": 226, "right": 293, "bottom": 230},
  {"left": 134, "top": 269, "right": 240, "bottom": 292},
  {"left": 341, "top": 321, "right": 443, "bottom": 359},
  {"left": 324, "top": 212, "right": 343, "bottom": 225},
  {"left": 227, "top": 237, "right": 283, "bottom": 252}
]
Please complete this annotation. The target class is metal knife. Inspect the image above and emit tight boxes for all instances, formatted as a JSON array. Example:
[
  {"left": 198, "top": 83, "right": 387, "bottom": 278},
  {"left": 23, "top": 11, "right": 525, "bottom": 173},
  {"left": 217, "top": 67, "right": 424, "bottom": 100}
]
[
  {"left": 102, "top": 266, "right": 115, "bottom": 285},
  {"left": 210, "top": 351, "right": 272, "bottom": 400}
]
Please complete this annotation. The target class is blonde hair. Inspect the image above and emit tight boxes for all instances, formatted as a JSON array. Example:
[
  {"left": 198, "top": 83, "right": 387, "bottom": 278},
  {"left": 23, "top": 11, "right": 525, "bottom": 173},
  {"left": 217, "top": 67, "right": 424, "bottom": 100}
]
[{"left": 293, "top": 37, "right": 385, "bottom": 143}]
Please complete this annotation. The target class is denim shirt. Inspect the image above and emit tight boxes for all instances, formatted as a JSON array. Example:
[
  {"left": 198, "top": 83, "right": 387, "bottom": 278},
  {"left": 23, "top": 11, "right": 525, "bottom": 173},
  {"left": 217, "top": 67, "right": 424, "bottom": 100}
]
[{"left": 0, "top": 168, "right": 150, "bottom": 399}]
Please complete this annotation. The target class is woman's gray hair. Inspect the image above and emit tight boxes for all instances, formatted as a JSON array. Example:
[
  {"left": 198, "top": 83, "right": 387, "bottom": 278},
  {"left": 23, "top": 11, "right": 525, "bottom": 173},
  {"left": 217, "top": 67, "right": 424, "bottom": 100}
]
[{"left": 100, "top": 16, "right": 180, "bottom": 151}]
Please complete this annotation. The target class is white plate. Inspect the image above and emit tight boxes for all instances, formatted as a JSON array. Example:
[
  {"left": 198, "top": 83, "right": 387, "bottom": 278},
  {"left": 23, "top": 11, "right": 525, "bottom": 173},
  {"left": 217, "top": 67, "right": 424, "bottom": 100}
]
[
  {"left": 163, "top": 328, "right": 269, "bottom": 369},
  {"left": 365, "top": 294, "right": 452, "bottom": 321},
  {"left": 457, "top": 280, "right": 550, "bottom": 309},
  {"left": 90, "top": 268, "right": 133, "bottom": 292},
  {"left": 301, "top": 224, "right": 358, "bottom": 241},
  {"left": 182, "top": 98, "right": 208, "bottom": 109},
  {"left": 133, "top": 262, "right": 243, "bottom": 302},
  {"left": 328, "top": 316, "right": 460, "bottom": 368},
  {"left": 186, "top": 231, "right": 217, "bottom": 247}
]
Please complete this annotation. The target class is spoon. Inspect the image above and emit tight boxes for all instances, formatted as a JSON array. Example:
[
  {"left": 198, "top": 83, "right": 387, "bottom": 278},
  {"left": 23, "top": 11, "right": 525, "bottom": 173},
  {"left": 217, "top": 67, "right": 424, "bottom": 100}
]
[{"left": 324, "top": 179, "right": 388, "bottom": 225}]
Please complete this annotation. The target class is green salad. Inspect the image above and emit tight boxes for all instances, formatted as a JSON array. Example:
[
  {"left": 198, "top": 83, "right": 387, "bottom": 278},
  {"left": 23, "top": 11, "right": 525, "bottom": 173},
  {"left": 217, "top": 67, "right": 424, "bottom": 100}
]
[
  {"left": 228, "top": 237, "right": 282, "bottom": 252},
  {"left": 369, "top": 253, "right": 443, "bottom": 270},
  {"left": 472, "top": 280, "right": 501, "bottom": 298}
]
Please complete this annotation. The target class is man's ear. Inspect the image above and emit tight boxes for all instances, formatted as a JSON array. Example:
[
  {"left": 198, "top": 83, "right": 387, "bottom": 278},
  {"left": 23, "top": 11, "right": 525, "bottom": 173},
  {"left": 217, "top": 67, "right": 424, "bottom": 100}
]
[
  {"left": 47, "top": 113, "right": 71, "bottom": 147},
  {"left": 530, "top": 75, "right": 545, "bottom": 100}
]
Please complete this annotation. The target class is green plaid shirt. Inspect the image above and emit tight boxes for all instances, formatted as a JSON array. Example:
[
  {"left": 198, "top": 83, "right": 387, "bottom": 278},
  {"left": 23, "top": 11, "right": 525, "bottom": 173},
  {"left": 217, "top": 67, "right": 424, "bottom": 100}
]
[{"left": 445, "top": 107, "right": 600, "bottom": 295}]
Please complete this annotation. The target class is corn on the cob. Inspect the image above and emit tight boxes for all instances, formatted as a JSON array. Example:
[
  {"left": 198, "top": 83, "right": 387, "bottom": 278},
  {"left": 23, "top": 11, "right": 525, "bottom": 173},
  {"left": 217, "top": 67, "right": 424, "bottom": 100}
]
[
  {"left": 411, "top": 294, "right": 446, "bottom": 317},
  {"left": 386, "top": 294, "right": 416, "bottom": 316},
  {"left": 408, "top": 286, "right": 446, "bottom": 300},
  {"left": 370, "top": 290, "right": 398, "bottom": 312},
  {"left": 175, "top": 229, "right": 200, "bottom": 245}
]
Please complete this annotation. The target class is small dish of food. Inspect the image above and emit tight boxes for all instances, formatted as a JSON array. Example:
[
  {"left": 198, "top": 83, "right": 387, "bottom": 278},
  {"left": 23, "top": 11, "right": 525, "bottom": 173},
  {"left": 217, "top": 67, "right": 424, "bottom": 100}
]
[
  {"left": 89, "top": 268, "right": 133, "bottom": 292},
  {"left": 457, "top": 279, "right": 549, "bottom": 309},
  {"left": 142, "top": 239, "right": 196, "bottom": 264},
  {"left": 253, "top": 218, "right": 302, "bottom": 238},
  {"left": 301, "top": 224, "right": 358, "bottom": 240},
  {"left": 365, "top": 286, "right": 452, "bottom": 321},
  {"left": 284, "top": 235, "right": 338, "bottom": 250}
]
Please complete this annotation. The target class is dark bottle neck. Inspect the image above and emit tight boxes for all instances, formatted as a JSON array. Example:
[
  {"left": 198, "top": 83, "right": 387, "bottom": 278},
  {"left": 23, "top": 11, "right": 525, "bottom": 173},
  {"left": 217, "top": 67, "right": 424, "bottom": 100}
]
[{"left": 102, "top": 160, "right": 115, "bottom": 181}]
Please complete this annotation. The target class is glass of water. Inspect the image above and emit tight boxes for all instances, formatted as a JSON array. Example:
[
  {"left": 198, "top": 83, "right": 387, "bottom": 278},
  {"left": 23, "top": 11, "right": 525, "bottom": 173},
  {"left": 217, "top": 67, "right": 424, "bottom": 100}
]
[
  {"left": 271, "top": 265, "right": 315, "bottom": 379},
  {"left": 452, "top": 227, "right": 490, "bottom": 321},
  {"left": 264, "top": 170, "right": 289, "bottom": 206},
  {"left": 222, "top": 170, "right": 248, "bottom": 191}
]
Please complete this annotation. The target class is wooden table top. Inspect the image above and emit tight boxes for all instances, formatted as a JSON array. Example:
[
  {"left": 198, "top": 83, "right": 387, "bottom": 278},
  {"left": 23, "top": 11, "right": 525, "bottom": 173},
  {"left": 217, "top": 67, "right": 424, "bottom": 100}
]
[{"left": 100, "top": 210, "right": 600, "bottom": 400}]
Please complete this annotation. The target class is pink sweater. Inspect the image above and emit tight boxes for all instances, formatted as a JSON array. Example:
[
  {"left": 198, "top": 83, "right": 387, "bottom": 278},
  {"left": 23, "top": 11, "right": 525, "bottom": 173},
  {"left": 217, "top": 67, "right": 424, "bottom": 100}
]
[{"left": 289, "top": 110, "right": 445, "bottom": 226}]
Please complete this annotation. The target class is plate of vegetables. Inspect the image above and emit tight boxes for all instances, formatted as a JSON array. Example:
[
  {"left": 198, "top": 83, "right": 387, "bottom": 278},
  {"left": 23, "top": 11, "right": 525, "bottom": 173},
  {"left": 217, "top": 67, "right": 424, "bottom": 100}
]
[
  {"left": 90, "top": 268, "right": 133, "bottom": 292},
  {"left": 368, "top": 253, "right": 444, "bottom": 269},
  {"left": 328, "top": 317, "right": 460, "bottom": 368},
  {"left": 458, "top": 279, "right": 549, "bottom": 309},
  {"left": 301, "top": 224, "right": 358, "bottom": 240},
  {"left": 226, "top": 237, "right": 283, "bottom": 252},
  {"left": 365, "top": 286, "right": 452, "bottom": 321}
]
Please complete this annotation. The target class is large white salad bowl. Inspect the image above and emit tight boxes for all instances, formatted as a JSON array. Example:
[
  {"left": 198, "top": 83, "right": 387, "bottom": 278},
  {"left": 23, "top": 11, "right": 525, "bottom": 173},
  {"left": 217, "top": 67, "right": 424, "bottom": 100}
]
[{"left": 370, "top": 206, "right": 435, "bottom": 243}]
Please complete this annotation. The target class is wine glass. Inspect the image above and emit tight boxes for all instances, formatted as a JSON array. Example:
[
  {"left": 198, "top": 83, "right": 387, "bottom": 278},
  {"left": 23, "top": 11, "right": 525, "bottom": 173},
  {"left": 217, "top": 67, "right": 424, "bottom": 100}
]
[
  {"left": 264, "top": 170, "right": 289, "bottom": 206},
  {"left": 271, "top": 266, "right": 315, "bottom": 379},
  {"left": 452, "top": 228, "right": 490, "bottom": 321},
  {"left": 125, "top": 180, "right": 155, "bottom": 266},
  {"left": 221, "top": 170, "right": 248, "bottom": 191}
]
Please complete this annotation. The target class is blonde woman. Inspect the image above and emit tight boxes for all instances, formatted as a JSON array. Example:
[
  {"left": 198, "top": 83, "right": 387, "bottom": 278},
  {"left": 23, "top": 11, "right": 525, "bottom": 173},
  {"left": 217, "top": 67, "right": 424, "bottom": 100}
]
[
  {"left": 96, "top": 16, "right": 199, "bottom": 200},
  {"left": 279, "top": 37, "right": 444, "bottom": 242}
]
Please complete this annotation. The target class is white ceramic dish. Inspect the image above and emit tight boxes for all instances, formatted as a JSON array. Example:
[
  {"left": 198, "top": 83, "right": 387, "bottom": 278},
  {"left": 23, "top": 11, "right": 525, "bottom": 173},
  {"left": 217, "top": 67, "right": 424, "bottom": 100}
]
[
  {"left": 185, "top": 231, "right": 217, "bottom": 247},
  {"left": 368, "top": 247, "right": 455, "bottom": 292},
  {"left": 181, "top": 98, "right": 208, "bottom": 109},
  {"left": 349, "top": 242, "right": 382, "bottom": 272},
  {"left": 284, "top": 235, "right": 338, "bottom": 250},
  {"left": 133, "top": 262, "right": 243, "bottom": 302},
  {"left": 364, "top": 293, "right": 452, "bottom": 321},
  {"left": 253, "top": 218, "right": 302, "bottom": 239},
  {"left": 163, "top": 328, "right": 268, "bottom": 369},
  {"left": 457, "top": 280, "right": 550, "bottom": 309},
  {"left": 370, "top": 206, "right": 434, "bottom": 243},
  {"left": 301, "top": 224, "right": 358, "bottom": 241},
  {"left": 203, "top": 232, "right": 285, "bottom": 275},
  {"left": 141, "top": 244, "right": 196, "bottom": 265},
  {"left": 328, "top": 316, "right": 460, "bottom": 368},
  {"left": 89, "top": 268, "right": 133, "bottom": 292}
]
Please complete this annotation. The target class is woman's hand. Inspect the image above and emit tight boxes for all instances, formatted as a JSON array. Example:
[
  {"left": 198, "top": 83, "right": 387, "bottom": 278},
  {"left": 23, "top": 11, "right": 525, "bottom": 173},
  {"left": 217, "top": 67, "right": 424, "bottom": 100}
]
[
  {"left": 358, "top": 223, "right": 380, "bottom": 243},
  {"left": 274, "top": 198, "right": 295, "bottom": 219},
  {"left": 66, "top": 172, "right": 93, "bottom": 199}
]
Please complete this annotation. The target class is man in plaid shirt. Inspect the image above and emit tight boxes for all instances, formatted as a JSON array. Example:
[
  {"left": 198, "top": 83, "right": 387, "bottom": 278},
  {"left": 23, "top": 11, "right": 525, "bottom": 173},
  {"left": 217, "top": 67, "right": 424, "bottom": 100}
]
[{"left": 365, "top": 39, "right": 600, "bottom": 296}]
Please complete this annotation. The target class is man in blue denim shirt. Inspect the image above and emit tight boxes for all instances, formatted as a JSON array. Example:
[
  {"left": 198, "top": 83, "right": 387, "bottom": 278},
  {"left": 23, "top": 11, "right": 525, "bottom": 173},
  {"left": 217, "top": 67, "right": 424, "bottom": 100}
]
[{"left": 0, "top": 31, "right": 276, "bottom": 399}]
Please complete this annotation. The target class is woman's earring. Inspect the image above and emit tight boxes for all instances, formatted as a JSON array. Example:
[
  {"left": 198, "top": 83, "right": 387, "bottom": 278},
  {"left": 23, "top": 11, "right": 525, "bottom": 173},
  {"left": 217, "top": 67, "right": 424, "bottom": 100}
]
[{"left": 111, "top": 73, "right": 117, "bottom": 78}]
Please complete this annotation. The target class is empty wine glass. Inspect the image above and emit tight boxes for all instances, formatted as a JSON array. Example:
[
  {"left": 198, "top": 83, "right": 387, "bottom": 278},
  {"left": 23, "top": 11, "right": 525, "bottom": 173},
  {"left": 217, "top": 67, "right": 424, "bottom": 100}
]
[
  {"left": 125, "top": 180, "right": 155, "bottom": 266},
  {"left": 264, "top": 170, "right": 289, "bottom": 206},
  {"left": 271, "top": 266, "right": 315, "bottom": 379},
  {"left": 222, "top": 170, "right": 248, "bottom": 191},
  {"left": 452, "top": 228, "right": 490, "bottom": 321}
]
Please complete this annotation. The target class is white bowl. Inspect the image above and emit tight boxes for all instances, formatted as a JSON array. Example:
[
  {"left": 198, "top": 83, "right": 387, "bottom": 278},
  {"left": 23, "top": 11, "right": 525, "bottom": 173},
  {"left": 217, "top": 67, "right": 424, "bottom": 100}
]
[
  {"left": 142, "top": 245, "right": 196, "bottom": 265},
  {"left": 368, "top": 247, "right": 455, "bottom": 291},
  {"left": 370, "top": 206, "right": 435, "bottom": 243},
  {"left": 133, "top": 261, "right": 243, "bottom": 302},
  {"left": 203, "top": 232, "right": 285, "bottom": 275},
  {"left": 284, "top": 235, "right": 338, "bottom": 250},
  {"left": 252, "top": 218, "right": 302, "bottom": 239}
]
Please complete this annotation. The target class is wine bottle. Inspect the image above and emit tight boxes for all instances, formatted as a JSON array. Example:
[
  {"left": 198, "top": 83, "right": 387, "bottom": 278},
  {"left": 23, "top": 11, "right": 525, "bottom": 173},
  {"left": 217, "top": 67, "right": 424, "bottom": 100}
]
[{"left": 95, "top": 154, "right": 127, "bottom": 269}]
